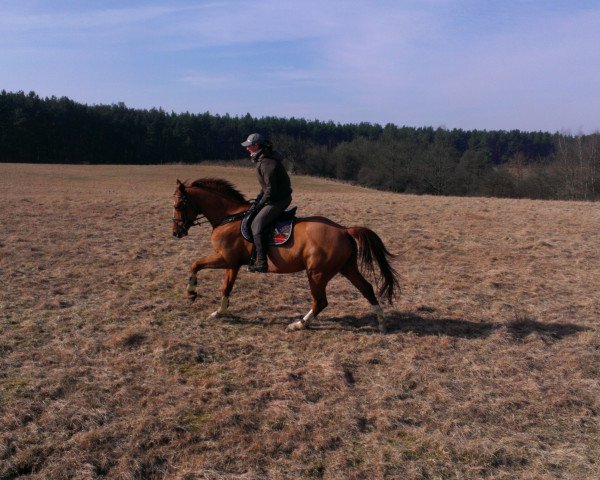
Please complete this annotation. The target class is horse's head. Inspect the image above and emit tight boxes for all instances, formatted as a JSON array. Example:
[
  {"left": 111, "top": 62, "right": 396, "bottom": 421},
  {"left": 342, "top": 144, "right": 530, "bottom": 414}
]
[
  {"left": 172, "top": 180, "right": 199, "bottom": 238},
  {"left": 173, "top": 177, "right": 247, "bottom": 236}
]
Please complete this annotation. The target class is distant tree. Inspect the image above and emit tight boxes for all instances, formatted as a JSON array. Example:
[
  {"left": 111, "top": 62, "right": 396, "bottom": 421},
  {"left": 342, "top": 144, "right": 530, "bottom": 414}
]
[
  {"left": 452, "top": 148, "right": 493, "bottom": 196},
  {"left": 301, "top": 144, "right": 335, "bottom": 177},
  {"left": 548, "top": 134, "right": 600, "bottom": 200},
  {"left": 332, "top": 137, "right": 371, "bottom": 182},
  {"left": 413, "top": 129, "right": 460, "bottom": 195},
  {"left": 271, "top": 134, "right": 315, "bottom": 173}
]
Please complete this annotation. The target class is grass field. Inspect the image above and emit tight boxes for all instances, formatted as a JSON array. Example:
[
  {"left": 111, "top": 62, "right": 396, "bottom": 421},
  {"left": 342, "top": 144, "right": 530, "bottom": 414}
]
[{"left": 1, "top": 163, "right": 599, "bottom": 479}]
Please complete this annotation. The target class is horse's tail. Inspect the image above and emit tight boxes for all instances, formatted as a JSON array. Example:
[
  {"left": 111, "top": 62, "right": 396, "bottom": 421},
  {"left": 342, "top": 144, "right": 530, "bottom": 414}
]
[{"left": 346, "top": 227, "right": 399, "bottom": 304}]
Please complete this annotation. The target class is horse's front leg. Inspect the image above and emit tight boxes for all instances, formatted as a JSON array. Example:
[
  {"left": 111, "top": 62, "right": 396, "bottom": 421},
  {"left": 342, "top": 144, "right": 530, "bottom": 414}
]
[
  {"left": 207, "top": 267, "right": 240, "bottom": 319},
  {"left": 187, "top": 254, "right": 228, "bottom": 303}
]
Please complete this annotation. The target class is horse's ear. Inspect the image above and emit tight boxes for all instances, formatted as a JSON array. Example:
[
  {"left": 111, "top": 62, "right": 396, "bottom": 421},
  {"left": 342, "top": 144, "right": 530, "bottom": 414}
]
[{"left": 176, "top": 179, "right": 185, "bottom": 191}]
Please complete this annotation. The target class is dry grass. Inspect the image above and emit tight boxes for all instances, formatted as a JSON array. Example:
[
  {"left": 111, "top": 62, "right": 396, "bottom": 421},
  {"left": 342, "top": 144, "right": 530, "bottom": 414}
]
[{"left": 1, "top": 163, "right": 599, "bottom": 480}]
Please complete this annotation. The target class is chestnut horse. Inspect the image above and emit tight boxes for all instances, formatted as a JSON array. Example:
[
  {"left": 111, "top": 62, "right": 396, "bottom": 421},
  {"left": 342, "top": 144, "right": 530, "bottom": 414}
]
[{"left": 172, "top": 178, "right": 398, "bottom": 332}]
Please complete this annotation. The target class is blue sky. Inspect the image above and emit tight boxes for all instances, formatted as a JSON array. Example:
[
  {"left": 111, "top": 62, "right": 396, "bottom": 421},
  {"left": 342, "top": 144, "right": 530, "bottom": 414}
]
[{"left": 1, "top": 0, "right": 599, "bottom": 133}]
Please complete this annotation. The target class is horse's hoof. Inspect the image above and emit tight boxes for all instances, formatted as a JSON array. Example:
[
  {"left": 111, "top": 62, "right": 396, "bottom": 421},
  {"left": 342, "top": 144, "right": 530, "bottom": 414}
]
[
  {"left": 286, "top": 320, "right": 308, "bottom": 332},
  {"left": 187, "top": 293, "right": 197, "bottom": 303},
  {"left": 207, "top": 311, "right": 222, "bottom": 320},
  {"left": 378, "top": 323, "right": 387, "bottom": 334}
]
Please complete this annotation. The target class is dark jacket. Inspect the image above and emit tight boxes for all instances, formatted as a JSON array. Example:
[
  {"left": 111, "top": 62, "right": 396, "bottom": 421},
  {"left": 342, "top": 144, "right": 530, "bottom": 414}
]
[{"left": 255, "top": 150, "right": 292, "bottom": 205}]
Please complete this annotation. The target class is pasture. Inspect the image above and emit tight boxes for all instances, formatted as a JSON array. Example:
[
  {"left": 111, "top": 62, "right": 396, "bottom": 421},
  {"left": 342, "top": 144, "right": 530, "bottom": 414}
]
[{"left": 1, "top": 163, "right": 599, "bottom": 479}]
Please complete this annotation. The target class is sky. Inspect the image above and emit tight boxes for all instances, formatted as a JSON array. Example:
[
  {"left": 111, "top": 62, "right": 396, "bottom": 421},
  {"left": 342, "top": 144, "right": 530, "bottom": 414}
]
[{"left": 1, "top": 0, "right": 599, "bottom": 133}]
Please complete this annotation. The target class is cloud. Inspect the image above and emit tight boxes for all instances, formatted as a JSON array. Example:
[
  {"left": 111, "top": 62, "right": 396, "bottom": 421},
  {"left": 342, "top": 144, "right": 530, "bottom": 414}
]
[
  {"left": 179, "top": 72, "right": 241, "bottom": 88},
  {"left": 0, "top": 5, "right": 176, "bottom": 30}
]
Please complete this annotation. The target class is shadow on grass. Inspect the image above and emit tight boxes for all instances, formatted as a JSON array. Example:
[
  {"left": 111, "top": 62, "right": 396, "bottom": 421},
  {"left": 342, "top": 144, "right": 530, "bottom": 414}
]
[
  {"left": 216, "top": 310, "right": 587, "bottom": 341},
  {"left": 505, "top": 317, "right": 588, "bottom": 341},
  {"left": 325, "top": 311, "right": 587, "bottom": 340}
]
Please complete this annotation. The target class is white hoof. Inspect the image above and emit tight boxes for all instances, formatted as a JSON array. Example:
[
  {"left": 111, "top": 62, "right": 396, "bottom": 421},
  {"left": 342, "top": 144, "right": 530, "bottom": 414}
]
[
  {"left": 286, "top": 320, "right": 308, "bottom": 332},
  {"left": 207, "top": 297, "right": 230, "bottom": 320}
]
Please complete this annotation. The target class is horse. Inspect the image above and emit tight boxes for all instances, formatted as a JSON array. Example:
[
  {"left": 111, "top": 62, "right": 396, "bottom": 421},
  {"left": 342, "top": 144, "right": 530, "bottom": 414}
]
[{"left": 172, "top": 178, "right": 399, "bottom": 332}]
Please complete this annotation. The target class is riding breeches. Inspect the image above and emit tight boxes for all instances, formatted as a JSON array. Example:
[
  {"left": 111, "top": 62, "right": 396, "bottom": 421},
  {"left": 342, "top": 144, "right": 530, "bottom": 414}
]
[{"left": 251, "top": 195, "right": 292, "bottom": 238}]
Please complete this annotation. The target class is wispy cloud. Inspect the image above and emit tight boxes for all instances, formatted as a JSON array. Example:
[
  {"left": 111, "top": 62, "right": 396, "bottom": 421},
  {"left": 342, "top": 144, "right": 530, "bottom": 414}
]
[
  {"left": 179, "top": 72, "right": 241, "bottom": 88},
  {"left": 0, "top": 5, "right": 180, "bottom": 31}
]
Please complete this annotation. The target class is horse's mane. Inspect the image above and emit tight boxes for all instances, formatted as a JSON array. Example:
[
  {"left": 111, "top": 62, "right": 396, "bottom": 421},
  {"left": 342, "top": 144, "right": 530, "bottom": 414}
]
[{"left": 188, "top": 177, "right": 248, "bottom": 203}]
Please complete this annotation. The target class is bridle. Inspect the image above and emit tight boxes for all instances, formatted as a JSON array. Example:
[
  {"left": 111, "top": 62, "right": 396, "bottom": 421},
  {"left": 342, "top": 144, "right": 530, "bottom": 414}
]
[
  {"left": 173, "top": 186, "right": 251, "bottom": 235},
  {"left": 172, "top": 191, "right": 211, "bottom": 234}
]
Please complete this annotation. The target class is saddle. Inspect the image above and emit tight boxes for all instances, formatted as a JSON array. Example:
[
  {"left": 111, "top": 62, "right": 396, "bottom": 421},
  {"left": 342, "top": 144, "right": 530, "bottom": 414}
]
[{"left": 241, "top": 206, "right": 297, "bottom": 246}]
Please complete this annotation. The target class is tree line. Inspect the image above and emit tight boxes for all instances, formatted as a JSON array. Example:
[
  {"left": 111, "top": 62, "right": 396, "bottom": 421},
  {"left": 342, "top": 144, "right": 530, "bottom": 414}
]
[{"left": 1, "top": 90, "right": 598, "bottom": 200}]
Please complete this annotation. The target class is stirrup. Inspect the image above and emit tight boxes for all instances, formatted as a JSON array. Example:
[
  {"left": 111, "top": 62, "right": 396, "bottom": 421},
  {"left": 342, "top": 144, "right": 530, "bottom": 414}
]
[{"left": 247, "top": 260, "right": 268, "bottom": 273}]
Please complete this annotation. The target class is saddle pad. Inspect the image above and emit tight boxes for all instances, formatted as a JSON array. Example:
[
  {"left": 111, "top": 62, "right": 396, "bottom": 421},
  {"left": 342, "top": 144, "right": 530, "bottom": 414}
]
[{"left": 241, "top": 216, "right": 294, "bottom": 246}]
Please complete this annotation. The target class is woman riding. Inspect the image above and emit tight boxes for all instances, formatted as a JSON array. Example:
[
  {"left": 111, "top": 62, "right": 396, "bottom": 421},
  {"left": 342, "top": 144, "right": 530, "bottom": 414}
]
[{"left": 241, "top": 133, "right": 293, "bottom": 273}]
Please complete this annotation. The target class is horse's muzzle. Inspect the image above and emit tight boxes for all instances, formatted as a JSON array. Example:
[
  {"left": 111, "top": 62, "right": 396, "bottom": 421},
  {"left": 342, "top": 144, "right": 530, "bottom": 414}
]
[{"left": 173, "top": 225, "right": 189, "bottom": 238}]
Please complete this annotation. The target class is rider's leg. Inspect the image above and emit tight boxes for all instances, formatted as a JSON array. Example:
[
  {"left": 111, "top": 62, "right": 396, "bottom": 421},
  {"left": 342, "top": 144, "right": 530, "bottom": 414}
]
[{"left": 249, "top": 196, "right": 291, "bottom": 273}]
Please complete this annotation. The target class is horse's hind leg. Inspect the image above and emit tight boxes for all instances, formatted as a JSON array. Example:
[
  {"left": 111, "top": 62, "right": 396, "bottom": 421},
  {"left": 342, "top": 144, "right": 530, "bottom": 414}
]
[
  {"left": 286, "top": 270, "right": 332, "bottom": 331},
  {"left": 208, "top": 267, "right": 239, "bottom": 319},
  {"left": 341, "top": 260, "right": 387, "bottom": 333}
]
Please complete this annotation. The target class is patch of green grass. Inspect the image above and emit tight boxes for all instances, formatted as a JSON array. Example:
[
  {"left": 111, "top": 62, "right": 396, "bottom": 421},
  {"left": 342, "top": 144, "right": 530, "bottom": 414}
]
[
  {"left": 1, "top": 377, "right": 28, "bottom": 400},
  {"left": 176, "top": 410, "right": 211, "bottom": 433},
  {"left": 170, "top": 362, "right": 207, "bottom": 379}
]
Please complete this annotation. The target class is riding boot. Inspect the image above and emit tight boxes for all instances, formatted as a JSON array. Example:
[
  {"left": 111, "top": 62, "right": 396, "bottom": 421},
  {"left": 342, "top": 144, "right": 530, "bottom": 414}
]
[{"left": 248, "top": 233, "right": 268, "bottom": 273}]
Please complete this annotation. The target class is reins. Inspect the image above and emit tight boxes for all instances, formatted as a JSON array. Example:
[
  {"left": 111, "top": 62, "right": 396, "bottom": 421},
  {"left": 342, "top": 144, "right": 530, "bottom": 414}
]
[
  {"left": 173, "top": 191, "right": 249, "bottom": 232},
  {"left": 219, "top": 211, "right": 247, "bottom": 226}
]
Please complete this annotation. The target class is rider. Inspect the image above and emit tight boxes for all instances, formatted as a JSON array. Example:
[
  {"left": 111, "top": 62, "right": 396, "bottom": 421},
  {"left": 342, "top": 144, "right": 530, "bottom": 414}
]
[{"left": 241, "top": 133, "right": 292, "bottom": 273}]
